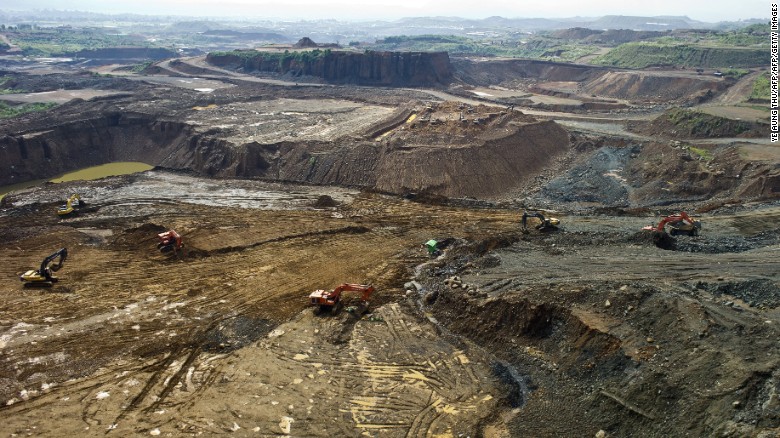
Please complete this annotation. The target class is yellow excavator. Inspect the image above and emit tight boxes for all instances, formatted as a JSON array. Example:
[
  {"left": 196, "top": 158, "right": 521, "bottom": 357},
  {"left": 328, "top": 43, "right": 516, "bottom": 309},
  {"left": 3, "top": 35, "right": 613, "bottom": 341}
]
[
  {"left": 20, "top": 248, "right": 68, "bottom": 287},
  {"left": 521, "top": 211, "right": 560, "bottom": 233},
  {"left": 57, "top": 194, "right": 83, "bottom": 217}
]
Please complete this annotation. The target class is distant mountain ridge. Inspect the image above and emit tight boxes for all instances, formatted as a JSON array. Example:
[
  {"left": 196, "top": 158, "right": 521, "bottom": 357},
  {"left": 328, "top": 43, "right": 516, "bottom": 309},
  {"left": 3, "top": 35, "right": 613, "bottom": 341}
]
[{"left": 0, "top": 8, "right": 764, "bottom": 32}]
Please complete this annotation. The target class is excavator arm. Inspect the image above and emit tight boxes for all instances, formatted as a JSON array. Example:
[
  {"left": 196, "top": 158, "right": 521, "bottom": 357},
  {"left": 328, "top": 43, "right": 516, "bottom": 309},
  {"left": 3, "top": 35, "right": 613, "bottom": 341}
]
[
  {"left": 41, "top": 248, "right": 68, "bottom": 278},
  {"left": 521, "top": 212, "right": 543, "bottom": 231}
]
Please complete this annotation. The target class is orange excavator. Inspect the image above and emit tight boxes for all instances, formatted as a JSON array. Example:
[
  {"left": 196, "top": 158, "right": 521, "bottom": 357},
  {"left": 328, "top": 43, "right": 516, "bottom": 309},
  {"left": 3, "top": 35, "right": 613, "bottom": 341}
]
[
  {"left": 157, "top": 230, "right": 183, "bottom": 254},
  {"left": 309, "top": 283, "right": 374, "bottom": 315},
  {"left": 643, "top": 212, "right": 701, "bottom": 236}
]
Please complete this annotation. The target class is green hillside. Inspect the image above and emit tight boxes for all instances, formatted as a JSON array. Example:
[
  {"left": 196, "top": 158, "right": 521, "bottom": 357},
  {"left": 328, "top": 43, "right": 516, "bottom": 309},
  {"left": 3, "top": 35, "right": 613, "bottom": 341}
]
[{"left": 591, "top": 42, "right": 766, "bottom": 69}]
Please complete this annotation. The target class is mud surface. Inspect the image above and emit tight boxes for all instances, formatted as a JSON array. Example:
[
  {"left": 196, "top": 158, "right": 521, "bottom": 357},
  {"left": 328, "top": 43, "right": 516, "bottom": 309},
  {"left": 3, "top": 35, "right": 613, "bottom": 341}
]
[{"left": 0, "top": 173, "right": 779, "bottom": 437}]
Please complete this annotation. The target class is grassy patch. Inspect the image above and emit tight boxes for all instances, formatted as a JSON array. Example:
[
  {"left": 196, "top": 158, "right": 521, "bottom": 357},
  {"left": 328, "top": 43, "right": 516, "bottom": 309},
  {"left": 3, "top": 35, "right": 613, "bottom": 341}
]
[
  {"left": 0, "top": 101, "right": 58, "bottom": 118},
  {"left": 6, "top": 26, "right": 153, "bottom": 57},
  {"left": 719, "top": 68, "right": 750, "bottom": 79},
  {"left": 371, "top": 34, "right": 598, "bottom": 62},
  {"left": 749, "top": 72, "right": 770, "bottom": 102},
  {"left": 0, "top": 77, "right": 26, "bottom": 94},
  {"left": 131, "top": 61, "right": 154, "bottom": 73},
  {"left": 687, "top": 146, "right": 714, "bottom": 161},
  {"left": 208, "top": 48, "right": 333, "bottom": 69},
  {"left": 665, "top": 108, "right": 752, "bottom": 137},
  {"left": 590, "top": 42, "right": 765, "bottom": 68}
]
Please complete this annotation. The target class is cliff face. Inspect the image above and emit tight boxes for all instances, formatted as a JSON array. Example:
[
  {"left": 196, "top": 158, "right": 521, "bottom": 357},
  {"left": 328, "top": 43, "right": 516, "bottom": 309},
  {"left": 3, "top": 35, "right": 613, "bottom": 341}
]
[
  {"left": 0, "top": 114, "right": 196, "bottom": 185},
  {"left": 0, "top": 110, "right": 566, "bottom": 199},
  {"left": 206, "top": 50, "right": 454, "bottom": 87}
]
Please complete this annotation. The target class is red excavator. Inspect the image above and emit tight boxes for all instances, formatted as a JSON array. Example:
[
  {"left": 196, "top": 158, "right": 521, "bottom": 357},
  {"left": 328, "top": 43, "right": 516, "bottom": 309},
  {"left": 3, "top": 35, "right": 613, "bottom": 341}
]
[
  {"left": 157, "top": 230, "right": 183, "bottom": 254},
  {"left": 309, "top": 283, "right": 374, "bottom": 315},
  {"left": 643, "top": 212, "right": 702, "bottom": 236}
]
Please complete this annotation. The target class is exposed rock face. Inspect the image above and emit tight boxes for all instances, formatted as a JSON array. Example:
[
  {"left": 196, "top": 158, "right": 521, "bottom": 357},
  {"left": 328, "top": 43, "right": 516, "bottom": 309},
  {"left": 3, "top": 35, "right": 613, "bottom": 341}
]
[
  {"left": 206, "top": 50, "right": 454, "bottom": 87},
  {"left": 0, "top": 110, "right": 565, "bottom": 199},
  {"left": 0, "top": 114, "right": 195, "bottom": 185}
]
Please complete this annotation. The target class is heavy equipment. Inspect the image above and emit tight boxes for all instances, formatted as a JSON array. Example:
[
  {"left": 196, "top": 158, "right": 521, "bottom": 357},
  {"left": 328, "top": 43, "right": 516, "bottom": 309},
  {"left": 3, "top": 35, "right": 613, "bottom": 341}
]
[
  {"left": 157, "top": 230, "right": 183, "bottom": 253},
  {"left": 643, "top": 212, "right": 701, "bottom": 236},
  {"left": 20, "top": 248, "right": 68, "bottom": 287},
  {"left": 521, "top": 211, "right": 560, "bottom": 233},
  {"left": 424, "top": 239, "right": 441, "bottom": 257},
  {"left": 309, "top": 283, "right": 374, "bottom": 315},
  {"left": 57, "top": 194, "right": 83, "bottom": 217}
]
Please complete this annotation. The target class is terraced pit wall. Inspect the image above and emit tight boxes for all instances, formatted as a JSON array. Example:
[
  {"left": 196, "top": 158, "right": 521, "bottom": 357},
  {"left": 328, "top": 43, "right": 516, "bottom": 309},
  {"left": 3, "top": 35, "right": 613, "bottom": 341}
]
[
  {"left": 0, "top": 113, "right": 569, "bottom": 199},
  {"left": 453, "top": 58, "right": 729, "bottom": 102}
]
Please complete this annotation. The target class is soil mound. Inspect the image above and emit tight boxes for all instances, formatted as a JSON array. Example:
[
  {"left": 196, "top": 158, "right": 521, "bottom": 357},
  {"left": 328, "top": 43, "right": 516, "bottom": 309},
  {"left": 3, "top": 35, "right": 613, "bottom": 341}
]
[
  {"left": 630, "top": 108, "right": 768, "bottom": 139},
  {"left": 581, "top": 71, "right": 727, "bottom": 103},
  {"left": 293, "top": 37, "right": 318, "bottom": 48},
  {"left": 626, "top": 230, "right": 676, "bottom": 250},
  {"left": 112, "top": 223, "right": 168, "bottom": 249},
  {"left": 312, "top": 194, "right": 338, "bottom": 207}
]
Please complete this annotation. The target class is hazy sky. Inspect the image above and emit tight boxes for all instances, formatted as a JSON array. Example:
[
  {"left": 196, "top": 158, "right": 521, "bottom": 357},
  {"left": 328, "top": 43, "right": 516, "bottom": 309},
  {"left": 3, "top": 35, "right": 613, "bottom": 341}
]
[{"left": 2, "top": 0, "right": 770, "bottom": 22}]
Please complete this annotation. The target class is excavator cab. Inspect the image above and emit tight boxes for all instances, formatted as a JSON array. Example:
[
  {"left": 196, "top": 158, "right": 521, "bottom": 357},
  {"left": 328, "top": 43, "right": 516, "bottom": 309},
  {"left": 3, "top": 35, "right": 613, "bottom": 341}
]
[
  {"left": 20, "top": 248, "right": 68, "bottom": 287},
  {"left": 157, "top": 230, "right": 183, "bottom": 254},
  {"left": 521, "top": 211, "right": 560, "bottom": 233},
  {"left": 309, "top": 283, "right": 374, "bottom": 315}
]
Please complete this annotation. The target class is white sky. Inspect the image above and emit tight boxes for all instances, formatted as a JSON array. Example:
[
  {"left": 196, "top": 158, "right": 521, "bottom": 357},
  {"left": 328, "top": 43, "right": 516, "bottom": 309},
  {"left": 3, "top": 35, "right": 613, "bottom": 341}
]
[{"left": 1, "top": 0, "right": 770, "bottom": 22}]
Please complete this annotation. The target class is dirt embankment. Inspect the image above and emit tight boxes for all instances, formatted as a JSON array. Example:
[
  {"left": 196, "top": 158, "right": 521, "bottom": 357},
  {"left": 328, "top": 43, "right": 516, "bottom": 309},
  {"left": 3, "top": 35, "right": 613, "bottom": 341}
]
[
  {"left": 626, "top": 141, "right": 780, "bottom": 204},
  {"left": 535, "top": 137, "right": 780, "bottom": 209},
  {"left": 453, "top": 58, "right": 729, "bottom": 104},
  {"left": 581, "top": 71, "right": 728, "bottom": 103},
  {"left": 453, "top": 58, "right": 606, "bottom": 87}
]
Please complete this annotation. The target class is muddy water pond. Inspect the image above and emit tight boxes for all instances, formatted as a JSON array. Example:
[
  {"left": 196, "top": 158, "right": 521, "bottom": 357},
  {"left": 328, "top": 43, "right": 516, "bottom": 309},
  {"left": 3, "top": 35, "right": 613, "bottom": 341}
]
[
  {"left": 48, "top": 162, "right": 154, "bottom": 183},
  {"left": 1, "top": 162, "right": 153, "bottom": 199}
]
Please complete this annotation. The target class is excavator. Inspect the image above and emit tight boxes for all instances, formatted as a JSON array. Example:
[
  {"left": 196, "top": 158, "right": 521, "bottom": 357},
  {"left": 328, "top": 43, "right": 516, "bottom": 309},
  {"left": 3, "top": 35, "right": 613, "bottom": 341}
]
[
  {"left": 57, "top": 194, "right": 83, "bottom": 217},
  {"left": 643, "top": 212, "right": 701, "bottom": 236},
  {"left": 157, "top": 230, "right": 183, "bottom": 254},
  {"left": 309, "top": 283, "right": 374, "bottom": 315},
  {"left": 521, "top": 211, "right": 560, "bottom": 233},
  {"left": 20, "top": 248, "right": 68, "bottom": 287}
]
